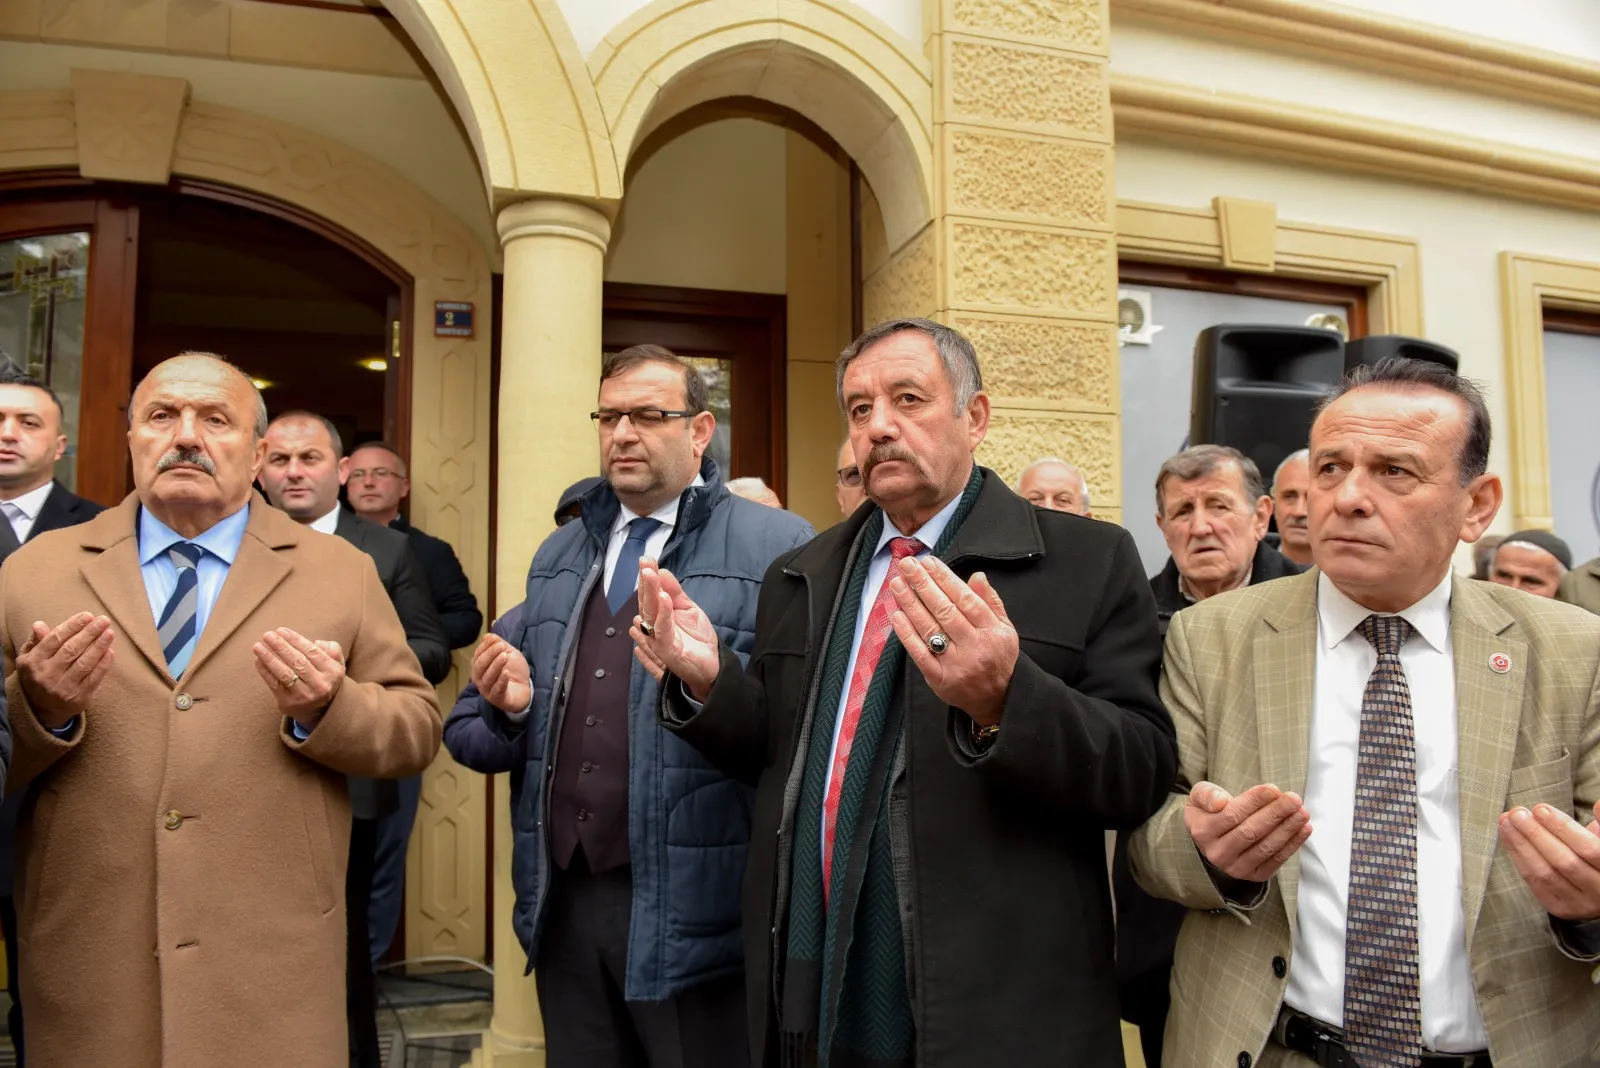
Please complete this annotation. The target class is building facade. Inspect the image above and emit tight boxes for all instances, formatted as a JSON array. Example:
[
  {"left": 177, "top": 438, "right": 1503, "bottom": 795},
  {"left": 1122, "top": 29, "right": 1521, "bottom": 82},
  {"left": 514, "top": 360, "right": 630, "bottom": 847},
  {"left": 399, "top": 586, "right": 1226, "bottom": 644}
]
[{"left": 2, "top": 0, "right": 1599, "bottom": 1062}]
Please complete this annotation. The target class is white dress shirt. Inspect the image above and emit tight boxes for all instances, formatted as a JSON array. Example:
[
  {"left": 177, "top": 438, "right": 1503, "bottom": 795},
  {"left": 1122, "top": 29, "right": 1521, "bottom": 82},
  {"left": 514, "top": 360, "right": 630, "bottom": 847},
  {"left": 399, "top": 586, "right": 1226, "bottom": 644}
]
[
  {"left": 1285, "top": 571, "right": 1488, "bottom": 1052},
  {"left": 819, "top": 491, "right": 964, "bottom": 865},
  {"left": 0, "top": 481, "right": 56, "bottom": 543},
  {"left": 601, "top": 474, "right": 703, "bottom": 592},
  {"left": 309, "top": 502, "right": 341, "bottom": 535}
]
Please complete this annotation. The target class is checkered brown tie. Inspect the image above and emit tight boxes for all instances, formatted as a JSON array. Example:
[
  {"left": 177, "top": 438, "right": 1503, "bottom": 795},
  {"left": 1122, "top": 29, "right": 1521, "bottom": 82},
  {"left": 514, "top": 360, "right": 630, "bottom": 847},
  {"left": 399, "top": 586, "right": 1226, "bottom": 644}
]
[{"left": 1343, "top": 614, "right": 1423, "bottom": 1068}]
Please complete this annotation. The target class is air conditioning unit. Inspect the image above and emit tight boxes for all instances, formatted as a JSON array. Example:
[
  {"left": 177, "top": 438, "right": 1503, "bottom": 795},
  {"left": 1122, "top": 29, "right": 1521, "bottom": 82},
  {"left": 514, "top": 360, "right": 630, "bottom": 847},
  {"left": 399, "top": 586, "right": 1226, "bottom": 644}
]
[{"left": 1118, "top": 288, "right": 1162, "bottom": 346}]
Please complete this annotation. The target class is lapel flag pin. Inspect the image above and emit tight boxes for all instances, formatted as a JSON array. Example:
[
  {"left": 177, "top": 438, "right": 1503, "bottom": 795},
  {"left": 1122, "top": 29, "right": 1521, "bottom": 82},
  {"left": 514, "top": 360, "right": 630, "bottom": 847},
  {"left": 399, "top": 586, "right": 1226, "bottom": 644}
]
[{"left": 1489, "top": 653, "right": 1512, "bottom": 674}]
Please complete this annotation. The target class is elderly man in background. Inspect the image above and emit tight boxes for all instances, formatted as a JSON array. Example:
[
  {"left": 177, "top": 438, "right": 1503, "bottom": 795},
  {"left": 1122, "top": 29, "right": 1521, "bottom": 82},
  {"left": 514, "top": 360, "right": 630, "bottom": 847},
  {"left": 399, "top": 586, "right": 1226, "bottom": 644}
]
[
  {"left": 1130, "top": 358, "right": 1600, "bottom": 1068},
  {"left": 1487, "top": 528, "right": 1571, "bottom": 599},
  {"left": 834, "top": 437, "right": 867, "bottom": 519},
  {"left": 726, "top": 475, "right": 782, "bottom": 508},
  {"left": 1472, "top": 533, "right": 1506, "bottom": 580},
  {"left": 1, "top": 352, "right": 439, "bottom": 1067},
  {"left": 1271, "top": 448, "right": 1313, "bottom": 568},
  {"left": 1116, "top": 442, "right": 1304, "bottom": 1066},
  {"left": 636, "top": 318, "right": 1175, "bottom": 1066},
  {"left": 1016, "top": 456, "right": 1093, "bottom": 516}
]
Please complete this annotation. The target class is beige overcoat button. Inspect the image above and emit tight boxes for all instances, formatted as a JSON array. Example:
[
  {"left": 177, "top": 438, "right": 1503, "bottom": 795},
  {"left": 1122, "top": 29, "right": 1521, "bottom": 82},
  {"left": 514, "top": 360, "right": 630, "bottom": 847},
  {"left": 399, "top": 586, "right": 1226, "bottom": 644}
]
[
  {"left": 163, "top": 811, "right": 184, "bottom": 830},
  {"left": 174, "top": 693, "right": 193, "bottom": 711}
]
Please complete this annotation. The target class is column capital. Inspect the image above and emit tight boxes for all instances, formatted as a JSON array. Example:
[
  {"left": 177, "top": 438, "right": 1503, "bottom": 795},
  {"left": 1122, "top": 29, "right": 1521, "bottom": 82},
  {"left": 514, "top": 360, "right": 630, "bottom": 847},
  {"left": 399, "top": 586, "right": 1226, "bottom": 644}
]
[{"left": 496, "top": 197, "right": 612, "bottom": 253}]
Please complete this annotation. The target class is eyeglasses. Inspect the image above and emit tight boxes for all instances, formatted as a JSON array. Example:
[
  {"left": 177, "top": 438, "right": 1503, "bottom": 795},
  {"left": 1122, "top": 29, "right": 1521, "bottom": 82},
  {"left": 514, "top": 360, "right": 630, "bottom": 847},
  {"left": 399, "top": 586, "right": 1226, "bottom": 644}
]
[
  {"left": 836, "top": 465, "right": 863, "bottom": 488},
  {"left": 348, "top": 467, "right": 402, "bottom": 481},
  {"left": 590, "top": 409, "right": 696, "bottom": 430}
]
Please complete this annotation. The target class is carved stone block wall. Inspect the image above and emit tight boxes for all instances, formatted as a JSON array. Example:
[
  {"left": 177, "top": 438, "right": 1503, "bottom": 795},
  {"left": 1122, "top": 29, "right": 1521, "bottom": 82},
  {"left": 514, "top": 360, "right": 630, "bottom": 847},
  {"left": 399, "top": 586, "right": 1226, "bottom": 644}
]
[{"left": 930, "top": 0, "right": 1120, "bottom": 509}]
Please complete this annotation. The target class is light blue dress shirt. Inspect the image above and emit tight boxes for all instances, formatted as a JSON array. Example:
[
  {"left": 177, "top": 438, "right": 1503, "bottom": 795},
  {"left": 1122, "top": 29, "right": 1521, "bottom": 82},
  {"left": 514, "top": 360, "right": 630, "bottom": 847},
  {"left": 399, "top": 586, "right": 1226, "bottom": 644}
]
[
  {"left": 819, "top": 490, "right": 964, "bottom": 865},
  {"left": 138, "top": 503, "right": 251, "bottom": 644}
]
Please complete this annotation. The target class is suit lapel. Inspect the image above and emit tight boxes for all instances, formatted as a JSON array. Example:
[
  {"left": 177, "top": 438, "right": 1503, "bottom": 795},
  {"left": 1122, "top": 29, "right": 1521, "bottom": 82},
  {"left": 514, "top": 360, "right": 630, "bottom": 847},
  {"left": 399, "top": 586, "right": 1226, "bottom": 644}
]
[
  {"left": 1448, "top": 580, "right": 1523, "bottom": 952},
  {"left": 79, "top": 499, "right": 172, "bottom": 681},
  {"left": 28, "top": 482, "right": 70, "bottom": 539},
  {"left": 1253, "top": 570, "right": 1319, "bottom": 921},
  {"left": 181, "top": 502, "right": 296, "bottom": 680}
]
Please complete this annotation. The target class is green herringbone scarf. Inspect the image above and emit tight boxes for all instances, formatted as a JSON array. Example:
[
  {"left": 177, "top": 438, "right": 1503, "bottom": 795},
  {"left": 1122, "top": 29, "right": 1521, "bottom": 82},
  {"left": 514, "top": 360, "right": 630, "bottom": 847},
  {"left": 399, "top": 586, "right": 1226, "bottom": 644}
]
[{"left": 781, "top": 468, "right": 985, "bottom": 1068}]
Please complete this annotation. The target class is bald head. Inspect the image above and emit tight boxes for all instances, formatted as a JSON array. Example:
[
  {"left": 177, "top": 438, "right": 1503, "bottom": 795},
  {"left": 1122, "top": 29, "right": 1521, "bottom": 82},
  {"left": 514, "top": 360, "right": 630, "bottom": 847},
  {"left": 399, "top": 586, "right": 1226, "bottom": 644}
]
[
  {"left": 1016, "top": 458, "right": 1091, "bottom": 516},
  {"left": 127, "top": 352, "right": 270, "bottom": 537}
]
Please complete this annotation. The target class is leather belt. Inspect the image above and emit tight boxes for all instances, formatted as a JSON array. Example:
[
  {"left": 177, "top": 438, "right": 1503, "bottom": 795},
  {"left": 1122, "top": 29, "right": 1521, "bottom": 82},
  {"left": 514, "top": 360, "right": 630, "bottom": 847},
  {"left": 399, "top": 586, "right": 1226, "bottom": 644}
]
[{"left": 1273, "top": 1006, "right": 1492, "bottom": 1068}]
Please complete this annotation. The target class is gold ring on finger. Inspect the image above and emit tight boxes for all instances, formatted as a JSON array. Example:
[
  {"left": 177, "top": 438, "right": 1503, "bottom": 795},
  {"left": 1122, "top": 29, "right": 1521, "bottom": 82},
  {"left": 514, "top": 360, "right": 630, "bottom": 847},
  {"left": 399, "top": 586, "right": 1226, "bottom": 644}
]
[
  {"left": 639, "top": 620, "right": 655, "bottom": 638},
  {"left": 285, "top": 672, "right": 300, "bottom": 689}
]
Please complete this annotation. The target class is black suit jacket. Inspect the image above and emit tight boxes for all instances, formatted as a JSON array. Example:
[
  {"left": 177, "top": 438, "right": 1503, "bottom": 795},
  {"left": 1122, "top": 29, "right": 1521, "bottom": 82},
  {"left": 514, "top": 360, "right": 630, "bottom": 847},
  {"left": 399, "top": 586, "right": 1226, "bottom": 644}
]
[
  {"left": 389, "top": 516, "right": 482, "bottom": 650},
  {"left": 663, "top": 469, "right": 1176, "bottom": 1067},
  {"left": 333, "top": 508, "right": 449, "bottom": 819},
  {"left": 0, "top": 482, "right": 104, "bottom": 892}
]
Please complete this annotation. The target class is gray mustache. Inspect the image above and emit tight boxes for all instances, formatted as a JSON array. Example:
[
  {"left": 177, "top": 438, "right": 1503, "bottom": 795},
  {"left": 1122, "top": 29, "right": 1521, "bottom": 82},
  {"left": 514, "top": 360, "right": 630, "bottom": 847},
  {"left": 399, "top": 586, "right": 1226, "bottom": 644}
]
[
  {"left": 157, "top": 448, "right": 216, "bottom": 475},
  {"left": 863, "top": 443, "right": 917, "bottom": 478}
]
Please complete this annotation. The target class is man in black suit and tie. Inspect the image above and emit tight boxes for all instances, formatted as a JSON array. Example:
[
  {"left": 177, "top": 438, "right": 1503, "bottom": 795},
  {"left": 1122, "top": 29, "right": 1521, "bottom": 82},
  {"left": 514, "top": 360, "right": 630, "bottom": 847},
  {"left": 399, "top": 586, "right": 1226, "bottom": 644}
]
[
  {"left": 343, "top": 440, "right": 482, "bottom": 970},
  {"left": 0, "top": 369, "right": 103, "bottom": 1065},
  {"left": 259, "top": 410, "right": 448, "bottom": 1068}
]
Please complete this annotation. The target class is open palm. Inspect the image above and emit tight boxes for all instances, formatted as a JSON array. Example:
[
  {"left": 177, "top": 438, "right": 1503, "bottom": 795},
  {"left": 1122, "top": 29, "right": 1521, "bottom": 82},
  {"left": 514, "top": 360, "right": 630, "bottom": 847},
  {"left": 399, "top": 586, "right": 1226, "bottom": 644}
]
[{"left": 632, "top": 558, "right": 721, "bottom": 698}]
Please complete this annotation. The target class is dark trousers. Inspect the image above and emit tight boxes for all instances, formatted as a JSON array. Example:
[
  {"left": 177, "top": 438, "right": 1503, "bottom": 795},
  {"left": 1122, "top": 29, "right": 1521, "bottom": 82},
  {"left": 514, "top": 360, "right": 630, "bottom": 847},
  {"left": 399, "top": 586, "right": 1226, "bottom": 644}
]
[
  {"left": 536, "top": 850, "right": 747, "bottom": 1068},
  {"left": 1, "top": 894, "right": 21, "bottom": 1066},
  {"left": 1119, "top": 967, "right": 1171, "bottom": 1068},
  {"left": 347, "top": 817, "right": 382, "bottom": 1068},
  {"left": 369, "top": 774, "right": 423, "bottom": 967}
]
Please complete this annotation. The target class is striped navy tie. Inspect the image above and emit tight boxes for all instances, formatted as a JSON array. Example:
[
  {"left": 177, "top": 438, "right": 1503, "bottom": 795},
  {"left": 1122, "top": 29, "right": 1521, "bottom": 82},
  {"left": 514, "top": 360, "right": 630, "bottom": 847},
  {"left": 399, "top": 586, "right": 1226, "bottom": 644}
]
[{"left": 158, "top": 542, "right": 204, "bottom": 677}]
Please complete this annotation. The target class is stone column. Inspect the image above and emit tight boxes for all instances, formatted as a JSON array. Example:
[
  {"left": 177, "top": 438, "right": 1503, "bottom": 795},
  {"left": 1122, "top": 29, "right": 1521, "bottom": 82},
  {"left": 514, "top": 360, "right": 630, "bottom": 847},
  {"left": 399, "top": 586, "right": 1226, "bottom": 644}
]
[
  {"left": 472, "top": 197, "right": 612, "bottom": 1068},
  {"left": 865, "top": 0, "right": 1123, "bottom": 525}
]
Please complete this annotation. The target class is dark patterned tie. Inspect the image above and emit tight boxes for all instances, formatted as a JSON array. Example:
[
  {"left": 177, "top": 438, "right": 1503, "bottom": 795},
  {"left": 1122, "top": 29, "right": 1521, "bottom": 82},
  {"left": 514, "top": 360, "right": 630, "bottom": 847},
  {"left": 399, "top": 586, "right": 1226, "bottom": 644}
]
[
  {"left": 1344, "top": 614, "right": 1423, "bottom": 1068},
  {"left": 157, "top": 542, "right": 204, "bottom": 677}
]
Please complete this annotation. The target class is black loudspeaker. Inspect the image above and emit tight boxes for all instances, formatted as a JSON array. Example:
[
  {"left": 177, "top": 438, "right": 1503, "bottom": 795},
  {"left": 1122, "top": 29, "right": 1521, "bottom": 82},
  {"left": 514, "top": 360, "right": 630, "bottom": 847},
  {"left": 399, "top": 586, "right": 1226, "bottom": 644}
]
[
  {"left": 1344, "top": 334, "right": 1461, "bottom": 374},
  {"left": 1191, "top": 324, "right": 1346, "bottom": 485}
]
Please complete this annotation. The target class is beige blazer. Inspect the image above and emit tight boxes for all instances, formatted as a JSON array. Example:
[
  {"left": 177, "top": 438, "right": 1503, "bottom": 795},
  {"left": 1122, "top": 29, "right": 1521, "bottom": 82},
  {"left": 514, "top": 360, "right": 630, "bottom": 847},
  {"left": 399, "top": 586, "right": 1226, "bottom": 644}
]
[
  {"left": 0, "top": 493, "right": 441, "bottom": 1068},
  {"left": 1129, "top": 569, "right": 1600, "bottom": 1068}
]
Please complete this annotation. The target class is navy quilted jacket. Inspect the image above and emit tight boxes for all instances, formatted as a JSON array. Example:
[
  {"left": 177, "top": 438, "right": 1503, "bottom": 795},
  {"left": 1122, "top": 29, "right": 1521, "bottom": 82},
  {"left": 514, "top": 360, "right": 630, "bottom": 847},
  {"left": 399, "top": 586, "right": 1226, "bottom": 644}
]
[{"left": 482, "top": 459, "right": 814, "bottom": 1000}]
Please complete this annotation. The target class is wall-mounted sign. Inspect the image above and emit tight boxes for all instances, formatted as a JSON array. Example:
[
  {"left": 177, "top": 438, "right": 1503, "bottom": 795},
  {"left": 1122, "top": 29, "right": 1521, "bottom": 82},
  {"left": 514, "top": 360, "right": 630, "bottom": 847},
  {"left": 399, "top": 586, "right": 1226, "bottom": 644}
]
[{"left": 434, "top": 301, "right": 474, "bottom": 338}]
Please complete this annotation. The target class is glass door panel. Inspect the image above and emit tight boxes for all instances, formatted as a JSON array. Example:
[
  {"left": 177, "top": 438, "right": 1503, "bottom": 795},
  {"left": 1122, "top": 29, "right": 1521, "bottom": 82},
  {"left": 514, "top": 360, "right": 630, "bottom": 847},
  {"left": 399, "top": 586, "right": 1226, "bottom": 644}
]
[{"left": 0, "top": 231, "right": 89, "bottom": 490}]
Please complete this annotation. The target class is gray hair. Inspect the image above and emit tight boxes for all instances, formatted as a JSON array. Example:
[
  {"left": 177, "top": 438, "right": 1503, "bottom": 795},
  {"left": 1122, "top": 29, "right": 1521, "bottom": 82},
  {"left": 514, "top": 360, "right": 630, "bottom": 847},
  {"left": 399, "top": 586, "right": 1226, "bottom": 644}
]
[
  {"left": 271, "top": 410, "right": 344, "bottom": 458},
  {"left": 132, "top": 351, "right": 270, "bottom": 440},
  {"left": 1015, "top": 457, "right": 1091, "bottom": 508},
  {"left": 1272, "top": 448, "right": 1309, "bottom": 493},
  {"left": 1156, "top": 444, "right": 1266, "bottom": 514},
  {"left": 725, "top": 476, "right": 771, "bottom": 498},
  {"left": 835, "top": 318, "right": 983, "bottom": 413}
]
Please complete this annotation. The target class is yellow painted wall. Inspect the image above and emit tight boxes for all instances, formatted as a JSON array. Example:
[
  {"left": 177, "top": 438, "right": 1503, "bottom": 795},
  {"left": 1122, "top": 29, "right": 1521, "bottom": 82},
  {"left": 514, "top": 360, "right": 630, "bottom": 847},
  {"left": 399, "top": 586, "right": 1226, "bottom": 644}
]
[
  {"left": 0, "top": 39, "right": 494, "bottom": 257},
  {"left": 1114, "top": 135, "right": 1600, "bottom": 545},
  {"left": 605, "top": 118, "right": 787, "bottom": 294}
]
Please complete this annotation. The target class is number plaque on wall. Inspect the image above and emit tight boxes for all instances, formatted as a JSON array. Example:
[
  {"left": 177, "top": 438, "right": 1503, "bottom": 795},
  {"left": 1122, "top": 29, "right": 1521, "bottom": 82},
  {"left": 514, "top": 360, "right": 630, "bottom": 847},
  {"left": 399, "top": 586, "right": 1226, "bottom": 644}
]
[{"left": 434, "top": 301, "right": 474, "bottom": 338}]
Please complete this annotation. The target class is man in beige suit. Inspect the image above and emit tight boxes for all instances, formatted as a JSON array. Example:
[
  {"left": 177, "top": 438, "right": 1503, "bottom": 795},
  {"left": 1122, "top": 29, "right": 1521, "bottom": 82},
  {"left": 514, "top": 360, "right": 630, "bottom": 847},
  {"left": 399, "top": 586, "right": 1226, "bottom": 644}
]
[
  {"left": 0, "top": 352, "right": 441, "bottom": 1067},
  {"left": 1130, "top": 357, "right": 1600, "bottom": 1068}
]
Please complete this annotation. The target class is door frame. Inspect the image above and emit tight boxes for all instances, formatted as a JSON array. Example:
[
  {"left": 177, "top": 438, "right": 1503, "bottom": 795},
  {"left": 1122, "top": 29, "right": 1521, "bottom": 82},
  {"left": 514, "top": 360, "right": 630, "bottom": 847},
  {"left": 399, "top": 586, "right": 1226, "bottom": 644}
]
[
  {"left": 602, "top": 281, "right": 788, "bottom": 500},
  {"left": 0, "top": 171, "right": 415, "bottom": 504}
]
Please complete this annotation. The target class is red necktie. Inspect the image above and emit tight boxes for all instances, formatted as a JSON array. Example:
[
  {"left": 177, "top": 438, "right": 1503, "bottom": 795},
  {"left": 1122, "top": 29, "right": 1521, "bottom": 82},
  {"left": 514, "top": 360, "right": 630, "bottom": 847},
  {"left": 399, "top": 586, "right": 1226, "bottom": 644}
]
[{"left": 822, "top": 536, "right": 924, "bottom": 899}]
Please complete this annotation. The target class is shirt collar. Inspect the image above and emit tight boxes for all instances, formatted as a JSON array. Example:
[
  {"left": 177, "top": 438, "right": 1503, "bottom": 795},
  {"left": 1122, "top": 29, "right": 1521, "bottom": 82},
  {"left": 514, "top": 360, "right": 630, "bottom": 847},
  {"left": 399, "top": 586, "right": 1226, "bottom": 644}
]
[
  {"left": 139, "top": 503, "right": 252, "bottom": 566},
  {"left": 872, "top": 486, "right": 965, "bottom": 559},
  {"left": 614, "top": 473, "right": 705, "bottom": 535},
  {"left": 309, "top": 503, "right": 341, "bottom": 536},
  {"left": 1317, "top": 569, "right": 1453, "bottom": 654},
  {"left": 1, "top": 481, "right": 54, "bottom": 521}
]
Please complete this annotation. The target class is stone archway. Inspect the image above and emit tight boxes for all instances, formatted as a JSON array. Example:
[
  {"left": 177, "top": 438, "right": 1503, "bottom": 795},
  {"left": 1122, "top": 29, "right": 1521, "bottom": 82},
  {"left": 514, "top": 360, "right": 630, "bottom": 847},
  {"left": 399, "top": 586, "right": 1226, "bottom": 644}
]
[
  {"left": 0, "top": 75, "right": 495, "bottom": 962},
  {"left": 591, "top": 0, "right": 935, "bottom": 255}
]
